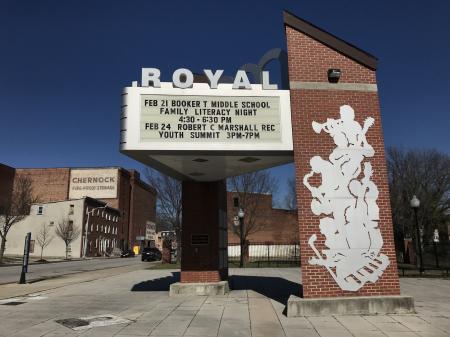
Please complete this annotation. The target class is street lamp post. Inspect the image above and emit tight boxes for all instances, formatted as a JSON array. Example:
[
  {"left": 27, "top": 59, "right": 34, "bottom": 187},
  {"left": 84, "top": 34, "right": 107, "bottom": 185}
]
[
  {"left": 433, "top": 229, "right": 440, "bottom": 268},
  {"left": 238, "top": 208, "right": 245, "bottom": 268},
  {"left": 83, "top": 203, "right": 108, "bottom": 258},
  {"left": 410, "top": 195, "right": 423, "bottom": 274}
]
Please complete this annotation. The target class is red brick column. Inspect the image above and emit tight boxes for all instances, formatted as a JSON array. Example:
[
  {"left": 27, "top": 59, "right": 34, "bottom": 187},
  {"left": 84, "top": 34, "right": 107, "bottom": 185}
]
[
  {"left": 285, "top": 18, "right": 400, "bottom": 298},
  {"left": 162, "top": 239, "right": 172, "bottom": 263},
  {"left": 180, "top": 180, "right": 228, "bottom": 283}
]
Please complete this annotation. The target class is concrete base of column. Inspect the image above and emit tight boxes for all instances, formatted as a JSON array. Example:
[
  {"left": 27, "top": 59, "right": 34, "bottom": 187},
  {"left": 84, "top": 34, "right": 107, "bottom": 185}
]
[
  {"left": 169, "top": 281, "right": 229, "bottom": 296},
  {"left": 287, "top": 295, "right": 415, "bottom": 316}
]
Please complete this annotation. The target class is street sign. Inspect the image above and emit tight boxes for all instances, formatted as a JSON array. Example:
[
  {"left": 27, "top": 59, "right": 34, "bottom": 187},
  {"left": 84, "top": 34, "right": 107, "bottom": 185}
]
[
  {"left": 19, "top": 232, "right": 31, "bottom": 284},
  {"left": 433, "top": 229, "right": 440, "bottom": 243}
]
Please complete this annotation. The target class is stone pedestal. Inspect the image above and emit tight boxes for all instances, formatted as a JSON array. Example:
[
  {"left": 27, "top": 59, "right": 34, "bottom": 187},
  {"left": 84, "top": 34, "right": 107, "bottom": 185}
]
[
  {"left": 169, "top": 281, "right": 229, "bottom": 296},
  {"left": 287, "top": 295, "right": 415, "bottom": 316}
]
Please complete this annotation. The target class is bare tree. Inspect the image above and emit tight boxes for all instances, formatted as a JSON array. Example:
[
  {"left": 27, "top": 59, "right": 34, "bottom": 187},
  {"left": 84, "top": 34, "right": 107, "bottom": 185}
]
[
  {"left": 144, "top": 167, "right": 182, "bottom": 260},
  {"left": 55, "top": 216, "right": 81, "bottom": 259},
  {"left": 36, "top": 223, "right": 54, "bottom": 261},
  {"left": 283, "top": 177, "right": 298, "bottom": 210},
  {"left": 227, "top": 169, "right": 278, "bottom": 243},
  {"left": 0, "top": 175, "right": 37, "bottom": 263},
  {"left": 387, "top": 147, "right": 450, "bottom": 246}
]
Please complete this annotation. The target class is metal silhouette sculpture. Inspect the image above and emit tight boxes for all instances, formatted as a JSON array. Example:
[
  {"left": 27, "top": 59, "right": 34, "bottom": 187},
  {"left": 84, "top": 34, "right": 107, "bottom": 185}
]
[
  {"left": 240, "top": 48, "right": 289, "bottom": 89},
  {"left": 303, "top": 105, "right": 389, "bottom": 291}
]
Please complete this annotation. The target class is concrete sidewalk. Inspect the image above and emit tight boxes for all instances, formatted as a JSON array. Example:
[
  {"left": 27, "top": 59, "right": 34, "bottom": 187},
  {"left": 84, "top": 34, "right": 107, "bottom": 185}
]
[
  {"left": 0, "top": 256, "right": 143, "bottom": 285},
  {"left": 0, "top": 262, "right": 149, "bottom": 299},
  {"left": 0, "top": 267, "right": 449, "bottom": 337}
]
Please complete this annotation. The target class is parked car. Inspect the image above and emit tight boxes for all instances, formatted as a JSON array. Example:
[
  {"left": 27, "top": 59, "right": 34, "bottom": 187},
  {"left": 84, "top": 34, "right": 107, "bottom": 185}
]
[
  {"left": 120, "top": 249, "right": 135, "bottom": 258},
  {"left": 141, "top": 247, "right": 162, "bottom": 262}
]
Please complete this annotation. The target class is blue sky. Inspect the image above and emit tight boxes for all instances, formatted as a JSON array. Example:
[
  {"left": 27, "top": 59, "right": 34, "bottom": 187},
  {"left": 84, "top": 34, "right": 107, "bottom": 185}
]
[{"left": 1, "top": 1, "right": 449, "bottom": 205}]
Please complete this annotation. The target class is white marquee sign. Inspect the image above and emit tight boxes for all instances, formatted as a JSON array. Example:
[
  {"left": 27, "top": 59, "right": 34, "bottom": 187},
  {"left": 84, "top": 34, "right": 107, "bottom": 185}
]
[
  {"left": 140, "top": 94, "right": 281, "bottom": 143},
  {"left": 120, "top": 67, "right": 293, "bottom": 181},
  {"left": 121, "top": 81, "right": 292, "bottom": 152}
]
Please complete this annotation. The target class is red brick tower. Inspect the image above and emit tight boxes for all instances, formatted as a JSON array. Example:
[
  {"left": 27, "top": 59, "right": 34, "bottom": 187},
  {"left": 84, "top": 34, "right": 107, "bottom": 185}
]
[{"left": 284, "top": 11, "right": 401, "bottom": 300}]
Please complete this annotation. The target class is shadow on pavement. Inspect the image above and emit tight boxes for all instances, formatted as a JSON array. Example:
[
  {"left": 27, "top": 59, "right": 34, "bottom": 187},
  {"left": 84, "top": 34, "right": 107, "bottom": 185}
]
[
  {"left": 130, "top": 272, "right": 301, "bottom": 306},
  {"left": 229, "top": 275, "right": 302, "bottom": 305},
  {"left": 131, "top": 272, "right": 180, "bottom": 291}
]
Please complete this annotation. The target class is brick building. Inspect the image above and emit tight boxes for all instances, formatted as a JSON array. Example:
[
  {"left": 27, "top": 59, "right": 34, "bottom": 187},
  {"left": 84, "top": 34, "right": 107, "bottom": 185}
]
[
  {"left": 227, "top": 192, "right": 298, "bottom": 245},
  {"left": 0, "top": 164, "right": 157, "bottom": 253},
  {"left": 4, "top": 198, "right": 121, "bottom": 258},
  {"left": 0, "top": 163, "right": 15, "bottom": 213}
]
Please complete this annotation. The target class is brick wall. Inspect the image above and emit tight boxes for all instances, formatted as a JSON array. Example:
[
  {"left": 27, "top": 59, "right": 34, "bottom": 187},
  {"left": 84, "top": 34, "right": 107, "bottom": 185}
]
[
  {"left": 15, "top": 168, "right": 70, "bottom": 202},
  {"left": 0, "top": 164, "right": 15, "bottom": 211},
  {"left": 227, "top": 192, "right": 298, "bottom": 244},
  {"left": 286, "top": 25, "right": 400, "bottom": 298},
  {"left": 104, "top": 168, "right": 157, "bottom": 250},
  {"left": 84, "top": 199, "right": 121, "bottom": 257},
  {"left": 130, "top": 171, "right": 157, "bottom": 248}
]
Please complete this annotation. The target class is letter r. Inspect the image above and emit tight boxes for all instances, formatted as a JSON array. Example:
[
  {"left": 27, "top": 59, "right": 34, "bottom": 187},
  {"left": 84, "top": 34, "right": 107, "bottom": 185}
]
[{"left": 142, "top": 68, "right": 161, "bottom": 87}]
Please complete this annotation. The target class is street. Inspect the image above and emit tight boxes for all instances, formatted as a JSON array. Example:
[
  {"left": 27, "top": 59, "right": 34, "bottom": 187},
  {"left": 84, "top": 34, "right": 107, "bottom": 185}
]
[
  {"left": 0, "top": 257, "right": 143, "bottom": 285},
  {"left": 0, "top": 267, "right": 449, "bottom": 337}
]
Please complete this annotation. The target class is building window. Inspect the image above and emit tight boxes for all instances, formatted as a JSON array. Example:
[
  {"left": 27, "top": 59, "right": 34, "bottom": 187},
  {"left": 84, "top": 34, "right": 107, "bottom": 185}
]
[
  {"left": 68, "top": 220, "right": 74, "bottom": 231},
  {"left": 29, "top": 240, "right": 35, "bottom": 253},
  {"left": 233, "top": 197, "right": 239, "bottom": 208},
  {"left": 69, "top": 204, "right": 74, "bottom": 215},
  {"left": 95, "top": 239, "right": 98, "bottom": 248},
  {"left": 96, "top": 224, "right": 99, "bottom": 231},
  {"left": 37, "top": 206, "right": 44, "bottom": 215},
  {"left": 49, "top": 221, "right": 54, "bottom": 227},
  {"left": 90, "top": 224, "right": 93, "bottom": 231}
]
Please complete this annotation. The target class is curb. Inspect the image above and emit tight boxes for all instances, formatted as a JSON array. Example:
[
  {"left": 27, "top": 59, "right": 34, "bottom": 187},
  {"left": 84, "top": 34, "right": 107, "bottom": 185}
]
[
  {"left": 0, "top": 256, "right": 121, "bottom": 268},
  {"left": 0, "top": 259, "right": 152, "bottom": 286}
]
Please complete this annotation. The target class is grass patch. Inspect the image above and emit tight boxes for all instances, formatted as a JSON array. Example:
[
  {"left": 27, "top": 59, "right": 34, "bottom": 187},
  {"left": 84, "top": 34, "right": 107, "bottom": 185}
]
[
  {"left": 147, "top": 262, "right": 180, "bottom": 269},
  {"left": 145, "top": 261, "right": 300, "bottom": 269},
  {"left": 228, "top": 260, "right": 299, "bottom": 268},
  {"left": 398, "top": 263, "right": 450, "bottom": 278}
]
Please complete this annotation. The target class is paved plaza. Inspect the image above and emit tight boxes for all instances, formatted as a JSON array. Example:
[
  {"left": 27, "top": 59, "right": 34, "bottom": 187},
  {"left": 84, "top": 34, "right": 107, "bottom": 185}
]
[{"left": 0, "top": 267, "right": 449, "bottom": 337}]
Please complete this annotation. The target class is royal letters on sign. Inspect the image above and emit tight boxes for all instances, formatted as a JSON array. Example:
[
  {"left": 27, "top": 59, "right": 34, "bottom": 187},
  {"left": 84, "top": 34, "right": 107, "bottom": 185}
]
[{"left": 303, "top": 105, "right": 389, "bottom": 291}]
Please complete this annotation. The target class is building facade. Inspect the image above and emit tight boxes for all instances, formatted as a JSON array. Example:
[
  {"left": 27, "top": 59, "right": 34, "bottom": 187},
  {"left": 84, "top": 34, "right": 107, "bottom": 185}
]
[
  {"left": 5, "top": 198, "right": 121, "bottom": 259},
  {"left": 1, "top": 164, "right": 157, "bottom": 254}
]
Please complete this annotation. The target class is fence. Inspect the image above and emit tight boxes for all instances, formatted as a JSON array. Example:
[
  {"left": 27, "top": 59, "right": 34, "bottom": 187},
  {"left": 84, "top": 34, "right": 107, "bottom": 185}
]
[
  {"left": 422, "top": 242, "right": 450, "bottom": 268},
  {"left": 397, "top": 241, "right": 450, "bottom": 268},
  {"left": 228, "top": 242, "right": 300, "bottom": 267}
]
